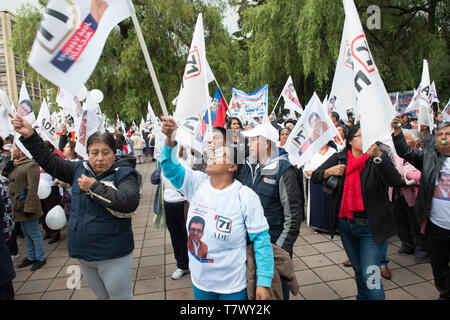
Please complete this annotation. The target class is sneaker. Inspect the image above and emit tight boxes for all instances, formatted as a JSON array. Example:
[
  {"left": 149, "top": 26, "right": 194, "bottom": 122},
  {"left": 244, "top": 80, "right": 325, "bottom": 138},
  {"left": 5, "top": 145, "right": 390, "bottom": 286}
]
[
  {"left": 171, "top": 268, "right": 189, "bottom": 280},
  {"left": 30, "top": 259, "right": 47, "bottom": 271},
  {"left": 17, "top": 257, "right": 36, "bottom": 268},
  {"left": 11, "top": 254, "right": 19, "bottom": 261},
  {"left": 397, "top": 244, "right": 415, "bottom": 255}
]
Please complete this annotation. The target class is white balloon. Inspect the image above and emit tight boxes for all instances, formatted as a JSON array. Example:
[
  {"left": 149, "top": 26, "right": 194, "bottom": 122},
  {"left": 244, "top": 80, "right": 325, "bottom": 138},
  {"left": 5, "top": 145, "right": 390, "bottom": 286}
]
[
  {"left": 77, "top": 85, "right": 88, "bottom": 102},
  {"left": 90, "top": 89, "right": 104, "bottom": 104},
  {"left": 45, "top": 205, "right": 67, "bottom": 230},
  {"left": 38, "top": 180, "right": 51, "bottom": 199}
]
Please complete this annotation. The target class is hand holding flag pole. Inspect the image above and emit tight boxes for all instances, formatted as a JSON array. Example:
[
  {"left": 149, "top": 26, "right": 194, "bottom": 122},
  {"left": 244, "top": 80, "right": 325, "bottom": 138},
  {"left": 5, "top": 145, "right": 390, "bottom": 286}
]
[{"left": 127, "top": 0, "right": 168, "bottom": 118}]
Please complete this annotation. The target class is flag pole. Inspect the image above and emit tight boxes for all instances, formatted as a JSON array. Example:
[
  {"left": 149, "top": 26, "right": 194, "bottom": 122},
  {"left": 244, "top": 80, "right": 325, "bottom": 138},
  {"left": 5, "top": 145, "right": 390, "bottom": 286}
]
[
  {"left": 271, "top": 92, "right": 283, "bottom": 116},
  {"left": 128, "top": 1, "right": 169, "bottom": 118},
  {"left": 214, "top": 79, "right": 232, "bottom": 119}
]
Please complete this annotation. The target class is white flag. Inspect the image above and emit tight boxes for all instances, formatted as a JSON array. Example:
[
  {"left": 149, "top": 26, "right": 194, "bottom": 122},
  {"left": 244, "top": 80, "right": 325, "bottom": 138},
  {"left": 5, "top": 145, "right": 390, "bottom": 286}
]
[
  {"left": 443, "top": 100, "right": 450, "bottom": 123},
  {"left": 75, "top": 102, "right": 99, "bottom": 159},
  {"left": 18, "top": 81, "right": 36, "bottom": 124},
  {"left": 174, "top": 14, "right": 209, "bottom": 122},
  {"left": 36, "top": 99, "right": 59, "bottom": 149},
  {"left": 430, "top": 81, "right": 439, "bottom": 104},
  {"left": 28, "top": 0, "right": 132, "bottom": 95},
  {"left": 339, "top": 0, "right": 395, "bottom": 152},
  {"left": 417, "top": 60, "right": 434, "bottom": 129},
  {"left": 56, "top": 86, "right": 86, "bottom": 124},
  {"left": 404, "top": 89, "right": 420, "bottom": 114},
  {"left": 284, "top": 93, "right": 339, "bottom": 168},
  {"left": 147, "top": 101, "right": 157, "bottom": 124},
  {"left": 281, "top": 76, "right": 303, "bottom": 115}
]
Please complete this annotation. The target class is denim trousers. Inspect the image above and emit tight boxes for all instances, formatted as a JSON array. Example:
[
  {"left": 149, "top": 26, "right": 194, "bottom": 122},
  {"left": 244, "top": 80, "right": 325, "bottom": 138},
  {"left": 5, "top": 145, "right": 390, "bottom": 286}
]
[
  {"left": 20, "top": 219, "right": 45, "bottom": 261},
  {"left": 338, "top": 218, "right": 386, "bottom": 300}
]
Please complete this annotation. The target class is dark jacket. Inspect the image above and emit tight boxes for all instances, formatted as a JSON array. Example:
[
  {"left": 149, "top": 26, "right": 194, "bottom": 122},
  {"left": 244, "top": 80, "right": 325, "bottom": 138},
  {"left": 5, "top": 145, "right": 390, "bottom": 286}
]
[
  {"left": 311, "top": 149, "right": 402, "bottom": 244},
  {"left": 21, "top": 132, "right": 140, "bottom": 261},
  {"left": 8, "top": 158, "right": 42, "bottom": 222},
  {"left": 393, "top": 132, "right": 447, "bottom": 229},
  {"left": 58, "top": 132, "right": 72, "bottom": 152},
  {"left": 239, "top": 151, "right": 304, "bottom": 253},
  {"left": 0, "top": 193, "right": 15, "bottom": 287}
]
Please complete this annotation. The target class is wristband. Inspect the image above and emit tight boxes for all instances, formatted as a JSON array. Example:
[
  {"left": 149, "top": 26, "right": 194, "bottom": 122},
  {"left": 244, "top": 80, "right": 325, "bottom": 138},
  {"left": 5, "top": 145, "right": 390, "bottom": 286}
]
[{"left": 373, "top": 156, "right": 382, "bottom": 164}]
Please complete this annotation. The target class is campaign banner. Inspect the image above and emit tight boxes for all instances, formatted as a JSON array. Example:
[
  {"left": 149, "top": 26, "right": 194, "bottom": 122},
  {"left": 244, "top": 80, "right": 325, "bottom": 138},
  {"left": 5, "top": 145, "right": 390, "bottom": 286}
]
[
  {"left": 75, "top": 103, "right": 99, "bottom": 159},
  {"left": 281, "top": 76, "right": 302, "bottom": 114},
  {"left": 388, "top": 91, "right": 414, "bottom": 113},
  {"left": 28, "top": 0, "right": 132, "bottom": 95},
  {"left": 443, "top": 100, "right": 450, "bottom": 122},
  {"left": 36, "top": 99, "right": 59, "bottom": 149},
  {"left": 230, "top": 85, "right": 268, "bottom": 118},
  {"left": 284, "top": 93, "right": 339, "bottom": 168}
]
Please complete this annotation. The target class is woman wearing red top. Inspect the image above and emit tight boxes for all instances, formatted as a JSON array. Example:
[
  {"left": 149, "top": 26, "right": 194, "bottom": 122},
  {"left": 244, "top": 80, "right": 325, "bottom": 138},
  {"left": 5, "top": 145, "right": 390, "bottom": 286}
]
[{"left": 311, "top": 124, "right": 401, "bottom": 300}]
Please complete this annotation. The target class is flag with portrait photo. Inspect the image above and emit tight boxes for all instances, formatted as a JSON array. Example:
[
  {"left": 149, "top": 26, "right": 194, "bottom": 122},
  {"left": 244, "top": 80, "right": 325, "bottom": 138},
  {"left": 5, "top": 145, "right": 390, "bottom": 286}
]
[
  {"left": 443, "top": 100, "right": 450, "bottom": 123},
  {"left": 284, "top": 93, "right": 339, "bottom": 168},
  {"left": 18, "top": 81, "right": 36, "bottom": 125},
  {"left": 174, "top": 14, "right": 209, "bottom": 122},
  {"left": 75, "top": 102, "right": 99, "bottom": 159},
  {"left": 28, "top": 0, "right": 132, "bottom": 96},
  {"left": 281, "top": 76, "right": 303, "bottom": 115}
]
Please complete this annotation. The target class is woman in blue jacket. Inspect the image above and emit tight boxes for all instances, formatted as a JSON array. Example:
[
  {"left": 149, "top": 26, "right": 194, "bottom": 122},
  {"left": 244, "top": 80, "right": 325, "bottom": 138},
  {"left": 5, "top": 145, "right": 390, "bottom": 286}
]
[{"left": 12, "top": 114, "right": 140, "bottom": 300}]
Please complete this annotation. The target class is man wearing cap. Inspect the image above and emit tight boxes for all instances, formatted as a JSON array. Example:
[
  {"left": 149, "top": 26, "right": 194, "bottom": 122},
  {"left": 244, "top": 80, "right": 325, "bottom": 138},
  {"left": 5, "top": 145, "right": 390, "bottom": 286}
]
[{"left": 239, "top": 124, "right": 304, "bottom": 300}]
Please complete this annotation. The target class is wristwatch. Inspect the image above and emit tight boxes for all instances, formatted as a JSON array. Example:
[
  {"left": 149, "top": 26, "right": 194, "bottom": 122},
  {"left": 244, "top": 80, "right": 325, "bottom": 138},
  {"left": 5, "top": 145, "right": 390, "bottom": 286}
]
[{"left": 373, "top": 156, "right": 382, "bottom": 164}]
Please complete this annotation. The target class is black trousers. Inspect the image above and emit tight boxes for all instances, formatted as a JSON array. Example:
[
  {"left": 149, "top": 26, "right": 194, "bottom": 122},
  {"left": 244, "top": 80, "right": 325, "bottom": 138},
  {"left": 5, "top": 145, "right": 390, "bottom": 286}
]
[
  {"left": 392, "top": 194, "right": 426, "bottom": 252},
  {"left": 164, "top": 201, "right": 189, "bottom": 270},
  {"left": 7, "top": 224, "right": 19, "bottom": 256},
  {"left": 425, "top": 219, "right": 450, "bottom": 300},
  {"left": 0, "top": 281, "right": 14, "bottom": 300}
]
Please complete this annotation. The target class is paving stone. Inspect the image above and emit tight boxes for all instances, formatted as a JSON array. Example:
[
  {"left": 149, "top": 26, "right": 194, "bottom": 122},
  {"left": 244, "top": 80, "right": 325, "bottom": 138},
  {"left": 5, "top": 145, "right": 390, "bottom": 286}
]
[
  {"left": 29, "top": 266, "right": 62, "bottom": 280},
  {"left": 141, "top": 246, "right": 165, "bottom": 257},
  {"left": 301, "top": 254, "right": 334, "bottom": 269},
  {"left": 295, "top": 269, "right": 323, "bottom": 286},
  {"left": 139, "top": 254, "right": 165, "bottom": 268},
  {"left": 15, "top": 293, "right": 43, "bottom": 300},
  {"left": 166, "top": 287, "right": 194, "bottom": 300},
  {"left": 47, "top": 277, "right": 72, "bottom": 291},
  {"left": 292, "top": 257, "right": 308, "bottom": 271},
  {"left": 327, "top": 278, "right": 358, "bottom": 298},
  {"left": 324, "top": 250, "right": 348, "bottom": 265},
  {"left": 41, "top": 289, "right": 73, "bottom": 300},
  {"left": 385, "top": 288, "right": 417, "bottom": 300},
  {"left": 312, "top": 242, "right": 342, "bottom": 254},
  {"left": 136, "top": 265, "right": 165, "bottom": 280},
  {"left": 299, "top": 283, "right": 340, "bottom": 300},
  {"left": 143, "top": 238, "right": 165, "bottom": 247},
  {"left": 293, "top": 244, "right": 319, "bottom": 257},
  {"left": 16, "top": 279, "right": 52, "bottom": 295},
  {"left": 165, "top": 274, "right": 193, "bottom": 290},
  {"left": 134, "top": 278, "right": 164, "bottom": 295},
  {"left": 403, "top": 282, "right": 439, "bottom": 300},
  {"left": 406, "top": 263, "right": 434, "bottom": 281},
  {"left": 313, "top": 265, "right": 350, "bottom": 282},
  {"left": 302, "top": 233, "right": 330, "bottom": 244},
  {"left": 45, "top": 257, "right": 69, "bottom": 268},
  {"left": 389, "top": 253, "right": 417, "bottom": 267},
  {"left": 134, "top": 292, "right": 165, "bottom": 300},
  {"left": 390, "top": 268, "right": 426, "bottom": 287}
]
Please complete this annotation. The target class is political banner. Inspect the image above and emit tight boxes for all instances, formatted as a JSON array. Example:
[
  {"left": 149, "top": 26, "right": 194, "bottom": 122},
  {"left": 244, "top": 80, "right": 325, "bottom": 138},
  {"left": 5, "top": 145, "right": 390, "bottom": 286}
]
[
  {"left": 430, "top": 81, "right": 439, "bottom": 104},
  {"left": 75, "top": 103, "right": 99, "bottom": 159},
  {"left": 56, "top": 86, "right": 86, "bottom": 124},
  {"left": 335, "top": 0, "right": 395, "bottom": 152},
  {"left": 18, "top": 81, "right": 36, "bottom": 125},
  {"left": 281, "top": 76, "right": 302, "bottom": 115},
  {"left": 443, "top": 100, "right": 450, "bottom": 122},
  {"left": 284, "top": 93, "right": 339, "bottom": 168},
  {"left": 28, "top": 0, "right": 132, "bottom": 95},
  {"left": 175, "top": 115, "right": 204, "bottom": 154},
  {"left": 388, "top": 91, "right": 415, "bottom": 113},
  {"left": 0, "top": 106, "right": 10, "bottom": 139},
  {"left": 174, "top": 14, "right": 209, "bottom": 122},
  {"left": 36, "top": 99, "right": 59, "bottom": 149},
  {"left": 230, "top": 85, "right": 268, "bottom": 118},
  {"left": 417, "top": 60, "right": 434, "bottom": 129}
]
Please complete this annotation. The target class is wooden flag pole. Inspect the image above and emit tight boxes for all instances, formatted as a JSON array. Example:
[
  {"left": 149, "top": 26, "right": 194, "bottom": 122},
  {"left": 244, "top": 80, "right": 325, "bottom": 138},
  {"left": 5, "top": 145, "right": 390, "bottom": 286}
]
[
  {"left": 270, "top": 92, "right": 283, "bottom": 116},
  {"left": 128, "top": 1, "right": 169, "bottom": 118}
]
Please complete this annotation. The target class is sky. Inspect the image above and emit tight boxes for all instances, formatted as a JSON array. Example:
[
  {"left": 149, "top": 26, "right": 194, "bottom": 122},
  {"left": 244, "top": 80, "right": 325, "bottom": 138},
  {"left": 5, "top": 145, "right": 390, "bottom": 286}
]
[{"left": 0, "top": 0, "right": 239, "bottom": 34}]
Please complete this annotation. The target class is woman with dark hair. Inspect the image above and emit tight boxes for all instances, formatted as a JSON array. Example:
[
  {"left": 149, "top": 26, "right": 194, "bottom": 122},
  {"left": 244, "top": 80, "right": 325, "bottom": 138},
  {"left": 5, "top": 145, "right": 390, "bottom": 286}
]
[
  {"left": 11, "top": 114, "right": 140, "bottom": 300},
  {"left": 311, "top": 124, "right": 401, "bottom": 300},
  {"left": 115, "top": 134, "right": 127, "bottom": 155}
]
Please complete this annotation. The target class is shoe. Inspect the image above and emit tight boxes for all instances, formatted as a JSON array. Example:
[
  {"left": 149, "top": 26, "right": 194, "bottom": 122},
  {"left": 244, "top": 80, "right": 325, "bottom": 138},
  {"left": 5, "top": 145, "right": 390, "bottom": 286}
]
[
  {"left": 48, "top": 238, "right": 59, "bottom": 244},
  {"left": 30, "top": 259, "right": 47, "bottom": 271},
  {"left": 43, "top": 233, "right": 51, "bottom": 240},
  {"left": 343, "top": 260, "right": 352, "bottom": 268},
  {"left": 17, "top": 257, "right": 36, "bottom": 268},
  {"left": 171, "top": 268, "right": 190, "bottom": 280},
  {"left": 397, "top": 244, "right": 415, "bottom": 255},
  {"left": 380, "top": 266, "right": 391, "bottom": 280},
  {"left": 11, "top": 254, "right": 19, "bottom": 261},
  {"left": 48, "top": 233, "right": 60, "bottom": 244}
]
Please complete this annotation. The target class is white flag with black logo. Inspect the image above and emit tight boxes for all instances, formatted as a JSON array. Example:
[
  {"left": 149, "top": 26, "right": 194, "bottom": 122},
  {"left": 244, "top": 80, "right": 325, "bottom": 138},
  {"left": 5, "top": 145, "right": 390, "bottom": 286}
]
[{"left": 174, "top": 14, "right": 209, "bottom": 122}]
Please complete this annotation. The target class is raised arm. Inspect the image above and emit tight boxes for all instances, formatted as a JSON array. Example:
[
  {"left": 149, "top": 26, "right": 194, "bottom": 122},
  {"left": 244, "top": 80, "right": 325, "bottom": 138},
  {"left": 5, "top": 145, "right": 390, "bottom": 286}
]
[{"left": 13, "top": 115, "right": 75, "bottom": 183}]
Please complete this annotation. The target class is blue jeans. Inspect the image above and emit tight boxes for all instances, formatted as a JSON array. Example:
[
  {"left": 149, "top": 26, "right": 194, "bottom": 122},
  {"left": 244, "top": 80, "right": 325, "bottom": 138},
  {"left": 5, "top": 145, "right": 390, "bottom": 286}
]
[
  {"left": 338, "top": 218, "right": 386, "bottom": 300},
  {"left": 380, "top": 241, "right": 389, "bottom": 267},
  {"left": 21, "top": 219, "right": 45, "bottom": 261},
  {"left": 193, "top": 285, "right": 247, "bottom": 300}
]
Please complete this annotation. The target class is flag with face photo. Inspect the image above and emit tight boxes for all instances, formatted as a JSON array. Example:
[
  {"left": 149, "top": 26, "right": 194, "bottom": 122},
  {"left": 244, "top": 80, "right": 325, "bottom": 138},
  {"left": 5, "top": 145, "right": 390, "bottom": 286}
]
[
  {"left": 335, "top": 0, "right": 395, "bottom": 152},
  {"left": 75, "top": 102, "right": 99, "bottom": 159},
  {"left": 284, "top": 93, "right": 339, "bottom": 168},
  {"left": 281, "top": 76, "right": 303, "bottom": 115},
  {"left": 17, "top": 81, "right": 36, "bottom": 125},
  {"left": 174, "top": 14, "right": 209, "bottom": 122},
  {"left": 36, "top": 99, "right": 59, "bottom": 149},
  {"left": 28, "top": 0, "right": 132, "bottom": 96},
  {"left": 443, "top": 100, "right": 450, "bottom": 123},
  {"left": 56, "top": 86, "right": 86, "bottom": 123}
]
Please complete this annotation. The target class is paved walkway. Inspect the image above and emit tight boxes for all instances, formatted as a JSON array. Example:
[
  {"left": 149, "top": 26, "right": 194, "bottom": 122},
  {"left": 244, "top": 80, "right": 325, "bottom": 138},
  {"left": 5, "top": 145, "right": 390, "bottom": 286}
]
[{"left": 11, "top": 160, "right": 438, "bottom": 300}]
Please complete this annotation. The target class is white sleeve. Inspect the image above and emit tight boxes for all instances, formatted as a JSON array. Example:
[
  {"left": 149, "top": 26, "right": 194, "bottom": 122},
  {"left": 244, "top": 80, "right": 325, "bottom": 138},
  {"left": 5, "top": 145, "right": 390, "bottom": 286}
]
[{"left": 241, "top": 186, "right": 269, "bottom": 234}]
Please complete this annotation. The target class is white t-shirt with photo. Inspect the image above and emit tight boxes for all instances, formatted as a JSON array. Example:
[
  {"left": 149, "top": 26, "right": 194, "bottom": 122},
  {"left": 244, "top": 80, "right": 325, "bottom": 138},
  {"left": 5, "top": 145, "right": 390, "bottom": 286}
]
[
  {"left": 431, "top": 157, "right": 450, "bottom": 230},
  {"left": 178, "top": 169, "right": 269, "bottom": 294}
]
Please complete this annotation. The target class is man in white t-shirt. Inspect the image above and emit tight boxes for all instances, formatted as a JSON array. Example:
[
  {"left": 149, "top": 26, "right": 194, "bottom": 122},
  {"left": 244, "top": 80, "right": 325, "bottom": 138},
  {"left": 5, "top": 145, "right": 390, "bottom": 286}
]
[{"left": 392, "top": 119, "right": 450, "bottom": 300}]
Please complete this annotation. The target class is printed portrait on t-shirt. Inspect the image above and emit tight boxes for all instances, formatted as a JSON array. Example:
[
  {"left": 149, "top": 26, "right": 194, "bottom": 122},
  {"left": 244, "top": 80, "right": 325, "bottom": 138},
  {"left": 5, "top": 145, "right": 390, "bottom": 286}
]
[
  {"left": 187, "top": 216, "right": 209, "bottom": 260},
  {"left": 434, "top": 171, "right": 450, "bottom": 200}
]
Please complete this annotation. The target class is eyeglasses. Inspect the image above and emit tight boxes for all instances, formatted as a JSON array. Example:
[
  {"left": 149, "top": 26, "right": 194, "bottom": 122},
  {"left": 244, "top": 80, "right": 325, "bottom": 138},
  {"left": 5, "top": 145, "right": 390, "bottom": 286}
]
[
  {"left": 189, "top": 228, "right": 203, "bottom": 234},
  {"left": 353, "top": 135, "right": 362, "bottom": 138}
]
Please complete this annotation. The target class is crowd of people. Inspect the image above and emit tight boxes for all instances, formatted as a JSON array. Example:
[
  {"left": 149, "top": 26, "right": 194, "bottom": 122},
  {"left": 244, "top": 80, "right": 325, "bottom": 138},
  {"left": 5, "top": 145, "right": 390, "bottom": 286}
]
[{"left": 0, "top": 107, "right": 449, "bottom": 301}]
